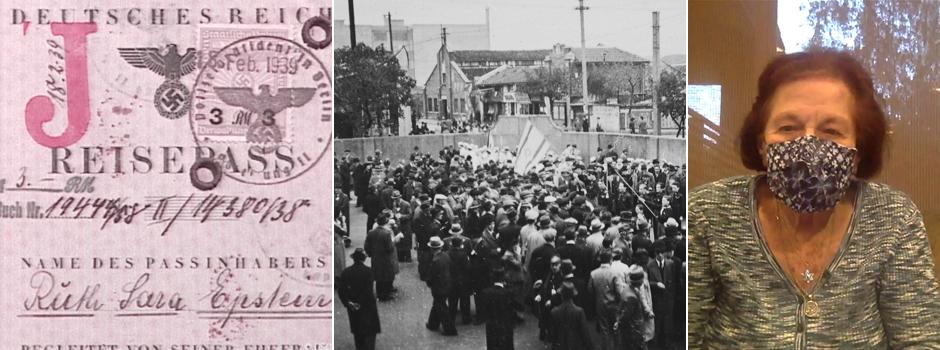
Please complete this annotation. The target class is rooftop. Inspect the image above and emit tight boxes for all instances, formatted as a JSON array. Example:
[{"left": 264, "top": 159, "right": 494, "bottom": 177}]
[
  {"left": 555, "top": 46, "right": 649, "bottom": 63},
  {"left": 477, "top": 65, "right": 539, "bottom": 86},
  {"left": 451, "top": 50, "right": 551, "bottom": 63},
  {"left": 662, "top": 54, "right": 687, "bottom": 67}
]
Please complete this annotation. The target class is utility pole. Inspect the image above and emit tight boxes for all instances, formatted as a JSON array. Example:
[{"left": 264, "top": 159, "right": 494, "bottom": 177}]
[
  {"left": 385, "top": 12, "right": 397, "bottom": 135},
  {"left": 437, "top": 27, "right": 447, "bottom": 123},
  {"left": 652, "top": 11, "right": 661, "bottom": 157},
  {"left": 577, "top": 0, "right": 589, "bottom": 131},
  {"left": 386, "top": 12, "right": 394, "bottom": 54},
  {"left": 348, "top": 0, "right": 356, "bottom": 47},
  {"left": 443, "top": 27, "right": 454, "bottom": 124}
]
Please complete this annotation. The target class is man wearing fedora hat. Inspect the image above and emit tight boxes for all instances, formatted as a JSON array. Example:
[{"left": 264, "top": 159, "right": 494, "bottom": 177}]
[
  {"left": 442, "top": 223, "right": 467, "bottom": 251},
  {"left": 550, "top": 281, "right": 594, "bottom": 350},
  {"left": 338, "top": 248, "right": 381, "bottom": 350},
  {"left": 647, "top": 240, "right": 675, "bottom": 349},
  {"left": 478, "top": 266, "right": 522, "bottom": 350},
  {"left": 586, "top": 219, "right": 606, "bottom": 257},
  {"left": 444, "top": 223, "right": 472, "bottom": 324},
  {"left": 426, "top": 236, "right": 458, "bottom": 336},
  {"left": 631, "top": 220, "right": 653, "bottom": 255},
  {"left": 617, "top": 267, "right": 648, "bottom": 350}
]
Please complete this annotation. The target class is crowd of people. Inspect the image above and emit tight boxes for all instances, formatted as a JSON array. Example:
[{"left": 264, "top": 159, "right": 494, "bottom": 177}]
[
  {"left": 408, "top": 120, "right": 492, "bottom": 135},
  {"left": 335, "top": 143, "right": 686, "bottom": 350}
]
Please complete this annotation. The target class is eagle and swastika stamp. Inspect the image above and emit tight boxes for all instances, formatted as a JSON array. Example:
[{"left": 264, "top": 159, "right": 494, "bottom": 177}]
[
  {"left": 190, "top": 31, "right": 331, "bottom": 185},
  {"left": 118, "top": 44, "right": 198, "bottom": 119}
]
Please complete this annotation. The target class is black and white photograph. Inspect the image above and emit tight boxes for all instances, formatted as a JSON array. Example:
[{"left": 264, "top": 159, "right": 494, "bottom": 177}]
[{"left": 332, "top": 0, "right": 687, "bottom": 349}]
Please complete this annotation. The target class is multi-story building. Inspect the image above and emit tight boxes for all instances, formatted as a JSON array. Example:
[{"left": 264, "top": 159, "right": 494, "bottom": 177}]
[
  {"left": 545, "top": 43, "right": 651, "bottom": 101},
  {"left": 423, "top": 48, "right": 549, "bottom": 122},
  {"left": 422, "top": 42, "right": 652, "bottom": 130},
  {"left": 423, "top": 46, "right": 474, "bottom": 122}
]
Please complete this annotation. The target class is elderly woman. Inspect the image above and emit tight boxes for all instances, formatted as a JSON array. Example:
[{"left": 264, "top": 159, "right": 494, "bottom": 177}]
[{"left": 689, "top": 51, "right": 940, "bottom": 348}]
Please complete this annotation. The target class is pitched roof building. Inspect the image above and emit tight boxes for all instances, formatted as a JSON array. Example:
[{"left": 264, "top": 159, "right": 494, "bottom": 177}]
[{"left": 450, "top": 49, "right": 551, "bottom": 81}]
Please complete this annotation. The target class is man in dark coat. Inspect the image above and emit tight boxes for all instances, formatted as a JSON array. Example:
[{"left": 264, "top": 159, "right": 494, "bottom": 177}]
[
  {"left": 364, "top": 215, "right": 399, "bottom": 301},
  {"left": 619, "top": 270, "right": 648, "bottom": 350},
  {"left": 534, "top": 255, "right": 564, "bottom": 341},
  {"left": 362, "top": 185, "right": 383, "bottom": 235},
  {"left": 339, "top": 155, "right": 352, "bottom": 195},
  {"left": 338, "top": 248, "right": 380, "bottom": 350},
  {"left": 415, "top": 205, "right": 440, "bottom": 281},
  {"left": 631, "top": 222, "right": 653, "bottom": 256},
  {"left": 426, "top": 236, "right": 457, "bottom": 336},
  {"left": 550, "top": 282, "right": 594, "bottom": 350},
  {"left": 390, "top": 191, "right": 414, "bottom": 262},
  {"left": 572, "top": 226, "right": 597, "bottom": 319},
  {"left": 647, "top": 240, "right": 676, "bottom": 349},
  {"left": 444, "top": 224, "right": 472, "bottom": 324},
  {"left": 529, "top": 230, "right": 558, "bottom": 289},
  {"left": 480, "top": 269, "right": 521, "bottom": 350},
  {"left": 380, "top": 182, "right": 396, "bottom": 211},
  {"left": 468, "top": 229, "right": 496, "bottom": 325},
  {"left": 569, "top": 196, "right": 591, "bottom": 226},
  {"left": 353, "top": 159, "right": 372, "bottom": 206},
  {"left": 496, "top": 208, "right": 522, "bottom": 253},
  {"left": 556, "top": 229, "right": 580, "bottom": 264}
]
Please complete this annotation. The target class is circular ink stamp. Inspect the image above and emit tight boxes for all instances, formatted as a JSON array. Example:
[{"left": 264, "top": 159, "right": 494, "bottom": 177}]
[{"left": 190, "top": 35, "right": 332, "bottom": 185}]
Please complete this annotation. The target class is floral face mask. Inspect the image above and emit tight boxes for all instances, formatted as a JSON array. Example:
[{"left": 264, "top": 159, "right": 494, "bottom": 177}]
[{"left": 766, "top": 135, "right": 857, "bottom": 213}]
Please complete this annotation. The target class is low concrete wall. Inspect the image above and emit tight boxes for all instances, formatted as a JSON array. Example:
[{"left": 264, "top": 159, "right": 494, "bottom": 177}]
[
  {"left": 335, "top": 133, "right": 488, "bottom": 161},
  {"left": 335, "top": 115, "right": 686, "bottom": 165}
]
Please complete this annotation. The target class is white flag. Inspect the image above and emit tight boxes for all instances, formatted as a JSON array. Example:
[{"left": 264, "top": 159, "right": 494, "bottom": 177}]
[{"left": 513, "top": 121, "right": 552, "bottom": 174}]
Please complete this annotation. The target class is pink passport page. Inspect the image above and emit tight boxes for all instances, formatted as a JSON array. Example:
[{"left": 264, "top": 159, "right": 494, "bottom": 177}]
[{"left": 0, "top": 1, "right": 333, "bottom": 349}]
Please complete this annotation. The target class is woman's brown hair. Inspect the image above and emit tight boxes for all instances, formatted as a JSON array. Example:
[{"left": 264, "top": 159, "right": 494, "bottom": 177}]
[{"left": 738, "top": 50, "right": 887, "bottom": 179}]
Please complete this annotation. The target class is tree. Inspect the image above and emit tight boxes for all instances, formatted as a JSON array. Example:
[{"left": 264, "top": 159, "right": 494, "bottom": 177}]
[
  {"left": 804, "top": 1, "right": 940, "bottom": 210},
  {"left": 805, "top": 0, "right": 940, "bottom": 122},
  {"left": 586, "top": 64, "right": 646, "bottom": 103},
  {"left": 520, "top": 67, "right": 569, "bottom": 118},
  {"left": 658, "top": 68, "right": 686, "bottom": 137},
  {"left": 336, "top": 44, "right": 416, "bottom": 138},
  {"left": 586, "top": 64, "right": 647, "bottom": 131}
]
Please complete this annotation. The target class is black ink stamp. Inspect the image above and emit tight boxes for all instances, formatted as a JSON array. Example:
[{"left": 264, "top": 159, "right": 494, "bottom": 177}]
[
  {"left": 118, "top": 44, "right": 198, "bottom": 119},
  {"left": 190, "top": 33, "right": 332, "bottom": 185}
]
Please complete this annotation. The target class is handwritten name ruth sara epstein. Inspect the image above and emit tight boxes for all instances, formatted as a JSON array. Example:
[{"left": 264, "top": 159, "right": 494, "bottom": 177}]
[{"left": 21, "top": 256, "right": 331, "bottom": 328}]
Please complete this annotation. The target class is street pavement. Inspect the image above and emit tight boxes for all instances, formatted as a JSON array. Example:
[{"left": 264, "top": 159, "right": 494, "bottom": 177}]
[{"left": 334, "top": 195, "right": 683, "bottom": 350}]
